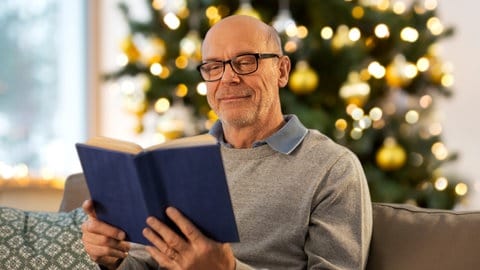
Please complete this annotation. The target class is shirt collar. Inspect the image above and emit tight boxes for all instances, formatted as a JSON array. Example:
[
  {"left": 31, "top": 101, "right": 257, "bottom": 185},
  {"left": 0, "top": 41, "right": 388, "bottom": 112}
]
[{"left": 209, "top": 114, "right": 308, "bottom": 155}]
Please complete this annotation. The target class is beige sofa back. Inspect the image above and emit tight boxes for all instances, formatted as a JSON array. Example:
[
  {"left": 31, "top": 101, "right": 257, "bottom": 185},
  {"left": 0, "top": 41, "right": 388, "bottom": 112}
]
[
  {"left": 367, "top": 203, "right": 480, "bottom": 270},
  {"left": 61, "top": 173, "right": 480, "bottom": 270}
]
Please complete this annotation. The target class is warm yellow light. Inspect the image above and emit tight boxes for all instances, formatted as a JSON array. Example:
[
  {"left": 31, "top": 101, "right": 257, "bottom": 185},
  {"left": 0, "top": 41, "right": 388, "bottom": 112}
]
[
  {"left": 175, "top": 56, "right": 189, "bottom": 69},
  {"left": 424, "top": 0, "right": 438, "bottom": 10},
  {"left": 116, "top": 53, "right": 129, "bottom": 67},
  {"left": 441, "top": 74, "right": 455, "bottom": 87},
  {"left": 284, "top": 40, "right": 297, "bottom": 53},
  {"left": 154, "top": 133, "right": 167, "bottom": 144},
  {"left": 374, "top": 24, "right": 390, "bottom": 38},
  {"left": 180, "top": 31, "right": 201, "bottom": 57},
  {"left": 175, "top": 84, "right": 188, "bottom": 97},
  {"left": 350, "top": 128, "right": 363, "bottom": 140},
  {"left": 40, "top": 167, "right": 56, "bottom": 181},
  {"left": 377, "top": 0, "right": 390, "bottom": 10},
  {"left": 14, "top": 163, "right": 29, "bottom": 178},
  {"left": 358, "top": 117, "right": 372, "bottom": 129},
  {"left": 404, "top": 63, "right": 418, "bottom": 79},
  {"left": 427, "top": 17, "right": 444, "bottom": 35},
  {"left": 360, "top": 69, "right": 371, "bottom": 80},
  {"left": 320, "top": 26, "right": 334, "bottom": 40},
  {"left": 335, "top": 119, "right": 348, "bottom": 131},
  {"left": 234, "top": 2, "right": 261, "bottom": 19},
  {"left": 208, "top": 110, "right": 218, "bottom": 121},
  {"left": 352, "top": 6, "right": 364, "bottom": 19},
  {"left": 400, "top": 27, "right": 419, "bottom": 42},
  {"left": 285, "top": 25, "right": 298, "bottom": 37},
  {"left": 160, "top": 66, "right": 170, "bottom": 79},
  {"left": 432, "top": 142, "right": 448, "bottom": 160},
  {"left": 154, "top": 98, "right": 170, "bottom": 113},
  {"left": 197, "top": 82, "right": 208, "bottom": 95},
  {"left": 163, "top": 12, "right": 180, "bottom": 30},
  {"left": 405, "top": 110, "right": 419, "bottom": 124},
  {"left": 205, "top": 6, "right": 219, "bottom": 19},
  {"left": 152, "top": 0, "right": 165, "bottom": 10},
  {"left": 351, "top": 108, "right": 365, "bottom": 120},
  {"left": 455, "top": 183, "right": 468, "bottom": 196},
  {"left": 346, "top": 103, "right": 358, "bottom": 115},
  {"left": 392, "top": 1, "right": 406, "bottom": 14},
  {"left": 429, "top": 123, "right": 442, "bottom": 136},
  {"left": 434, "top": 177, "right": 448, "bottom": 191},
  {"left": 297, "top": 26, "right": 308, "bottom": 39},
  {"left": 419, "top": 95, "right": 433, "bottom": 108},
  {"left": 120, "top": 80, "right": 135, "bottom": 95},
  {"left": 349, "top": 27, "right": 361, "bottom": 42},
  {"left": 177, "top": 7, "right": 189, "bottom": 19},
  {"left": 332, "top": 25, "right": 351, "bottom": 49},
  {"left": 417, "top": 57, "right": 430, "bottom": 72},
  {"left": 0, "top": 162, "right": 13, "bottom": 179},
  {"left": 368, "top": 61, "right": 386, "bottom": 79},
  {"left": 150, "top": 63, "right": 163, "bottom": 76},
  {"left": 369, "top": 107, "right": 383, "bottom": 121}
]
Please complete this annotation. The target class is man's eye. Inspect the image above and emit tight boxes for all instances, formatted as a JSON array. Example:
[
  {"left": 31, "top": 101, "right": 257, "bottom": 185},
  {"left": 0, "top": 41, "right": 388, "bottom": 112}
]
[
  {"left": 204, "top": 63, "right": 223, "bottom": 72},
  {"left": 236, "top": 59, "right": 255, "bottom": 66}
]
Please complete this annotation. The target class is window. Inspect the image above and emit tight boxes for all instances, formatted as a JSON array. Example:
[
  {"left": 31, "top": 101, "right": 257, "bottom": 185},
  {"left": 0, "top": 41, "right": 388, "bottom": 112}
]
[{"left": 0, "top": 0, "right": 87, "bottom": 180}]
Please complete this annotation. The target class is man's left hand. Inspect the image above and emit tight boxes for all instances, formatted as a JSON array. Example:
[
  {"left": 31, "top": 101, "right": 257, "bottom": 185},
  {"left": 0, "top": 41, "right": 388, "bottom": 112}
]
[{"left": 143, "top": 207, "right": 236, "bottom": 270}]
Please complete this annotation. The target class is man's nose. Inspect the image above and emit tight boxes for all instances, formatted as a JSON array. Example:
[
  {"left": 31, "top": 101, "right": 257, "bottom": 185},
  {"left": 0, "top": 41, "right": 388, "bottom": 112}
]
[{"left": 221, "top": 62, "right": 239, "bottom": 82}]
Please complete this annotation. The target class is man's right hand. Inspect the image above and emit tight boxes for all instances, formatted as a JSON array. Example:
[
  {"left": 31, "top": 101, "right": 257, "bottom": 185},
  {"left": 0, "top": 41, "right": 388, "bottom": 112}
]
[{"left": 81, "top": 199, "right": 130, "bottom": 270}]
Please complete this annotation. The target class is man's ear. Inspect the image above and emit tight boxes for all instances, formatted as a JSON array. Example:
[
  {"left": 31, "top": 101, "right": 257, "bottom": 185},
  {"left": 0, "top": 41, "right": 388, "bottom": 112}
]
[{"left": 278, "top": 56, "right": 291, "bottom": 88}]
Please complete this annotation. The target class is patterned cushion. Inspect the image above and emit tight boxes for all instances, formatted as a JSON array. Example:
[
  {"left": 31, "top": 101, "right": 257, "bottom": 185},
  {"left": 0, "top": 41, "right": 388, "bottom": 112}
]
[{"left": 0, "top": 207, "right": 97, "bottom": 269}]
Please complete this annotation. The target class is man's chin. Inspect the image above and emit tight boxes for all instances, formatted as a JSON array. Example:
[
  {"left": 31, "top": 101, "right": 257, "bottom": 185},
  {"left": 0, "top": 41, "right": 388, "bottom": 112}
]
[{"left": 220, "top": 112, "right": 255, "bottom": 128}]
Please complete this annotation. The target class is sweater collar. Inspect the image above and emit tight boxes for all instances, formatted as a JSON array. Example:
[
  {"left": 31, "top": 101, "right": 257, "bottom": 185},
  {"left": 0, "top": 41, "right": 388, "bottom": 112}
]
[{"left": 209, "top": 114, "right": 308, "bottom": 155}]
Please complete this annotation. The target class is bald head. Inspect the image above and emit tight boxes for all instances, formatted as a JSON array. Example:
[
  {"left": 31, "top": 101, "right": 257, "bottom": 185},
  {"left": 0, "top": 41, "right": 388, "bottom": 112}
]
[{"left": 202, "top": 15, "right": 283, "bottom": 59}]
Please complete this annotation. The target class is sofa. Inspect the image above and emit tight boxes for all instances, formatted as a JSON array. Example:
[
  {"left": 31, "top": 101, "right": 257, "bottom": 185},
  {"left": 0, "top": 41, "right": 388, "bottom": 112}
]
[
  {"left": 2, "top": 173, "right": 480, "bottom": 269},
  {"left": 61, "top": 173, "right": 480, "bottom": 270}
]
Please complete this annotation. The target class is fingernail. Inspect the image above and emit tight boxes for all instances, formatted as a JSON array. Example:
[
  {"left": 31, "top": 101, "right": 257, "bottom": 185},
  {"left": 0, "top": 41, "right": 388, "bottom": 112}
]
[
  {"left": 166, "top": 207, "right": 176, "bottom": 214},
  {"left": 146, "top": 216, "right": 154, "bottom": 225}
]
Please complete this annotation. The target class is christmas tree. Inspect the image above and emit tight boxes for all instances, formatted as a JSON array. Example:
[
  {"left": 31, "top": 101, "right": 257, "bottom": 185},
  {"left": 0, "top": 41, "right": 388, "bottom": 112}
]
[{"left": 105, "top": 0, "right": 468, "bottom": 209}]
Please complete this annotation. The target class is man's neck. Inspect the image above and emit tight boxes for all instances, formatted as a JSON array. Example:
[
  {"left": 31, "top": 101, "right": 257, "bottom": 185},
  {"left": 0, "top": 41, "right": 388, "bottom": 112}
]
[{"left": 222, "top": 115, "right": 285, "bottom": 149}]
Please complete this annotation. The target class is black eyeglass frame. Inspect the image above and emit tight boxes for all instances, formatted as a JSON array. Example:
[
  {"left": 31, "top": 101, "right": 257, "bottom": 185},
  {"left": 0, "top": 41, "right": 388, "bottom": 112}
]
[{"left": 197, "top": 53, "right": 280, "bottom": 82}]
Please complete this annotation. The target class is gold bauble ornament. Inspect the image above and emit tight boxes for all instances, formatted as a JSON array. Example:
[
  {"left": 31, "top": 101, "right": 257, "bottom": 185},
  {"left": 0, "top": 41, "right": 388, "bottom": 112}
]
[
  {"left": 339, "top": 71, "right": 370, "bottom": 106},
  {"left": 120, "top": 36, "right": 141, "bottom": 62},
  {"left": 234, "top": 0, "right": 261, "bottom": 19},
  {"left": 289, "top": 61, "right": 319, "bottom": 95},
  {"left": 427, "top": 55, "right": 445, "bottom": 84},
  {"left": 385, "top": 54, "right": 416, "bottom": 87},
  {"left": 376, "top": 137, "right": 407, "bottom": 171},
  {"left": 332, "top": 25, "right": 353, "bottom": 50}
]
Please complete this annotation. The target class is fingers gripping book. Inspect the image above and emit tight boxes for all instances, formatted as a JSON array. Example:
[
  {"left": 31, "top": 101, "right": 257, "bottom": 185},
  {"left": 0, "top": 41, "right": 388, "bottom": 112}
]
[{"left": 75, "top": 134, "right": 239, "bottom": 245}]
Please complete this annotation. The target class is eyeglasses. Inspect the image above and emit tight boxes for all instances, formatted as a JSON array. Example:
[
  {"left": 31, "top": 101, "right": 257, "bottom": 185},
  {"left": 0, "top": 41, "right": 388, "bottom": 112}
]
[{"left": 197, "top": 53, "right": 280, "bottom": 82}]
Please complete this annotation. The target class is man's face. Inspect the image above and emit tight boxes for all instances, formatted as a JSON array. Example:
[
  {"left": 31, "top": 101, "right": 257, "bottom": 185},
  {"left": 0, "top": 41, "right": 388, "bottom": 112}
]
[{"left": 201, "top": 18, "right": 288, "bottom": 129}]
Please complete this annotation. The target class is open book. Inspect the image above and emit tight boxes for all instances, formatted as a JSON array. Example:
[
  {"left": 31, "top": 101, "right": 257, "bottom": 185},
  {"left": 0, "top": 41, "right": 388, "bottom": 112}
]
[{"left": 75, "top": 134, "right": 239, "bottom": 245}]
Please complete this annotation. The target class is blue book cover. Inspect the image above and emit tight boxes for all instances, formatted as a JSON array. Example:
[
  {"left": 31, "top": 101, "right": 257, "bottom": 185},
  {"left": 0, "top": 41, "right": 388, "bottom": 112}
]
[{"left": 75, "top": 135, "right": 239, "bottom": 245}]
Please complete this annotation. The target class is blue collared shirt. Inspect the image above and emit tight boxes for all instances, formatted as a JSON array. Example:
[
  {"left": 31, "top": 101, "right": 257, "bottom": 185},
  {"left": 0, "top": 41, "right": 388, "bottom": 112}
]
[{"left": 209, "top": 114, "right": 308, "bottom": 155}]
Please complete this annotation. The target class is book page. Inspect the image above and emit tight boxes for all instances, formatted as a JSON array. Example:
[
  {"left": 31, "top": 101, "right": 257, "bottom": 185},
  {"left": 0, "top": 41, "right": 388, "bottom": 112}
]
[
  {"left": 86, "top": 136, "right": 143, "bottom": 154},
  {"left": 145, "top": 134, "right": 217, "bottom": 151}
]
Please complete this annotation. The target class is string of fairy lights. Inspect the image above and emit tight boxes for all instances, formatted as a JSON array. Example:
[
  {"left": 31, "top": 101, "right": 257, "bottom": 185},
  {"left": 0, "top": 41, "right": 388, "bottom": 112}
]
[{"left": 0, "top": 0, "right": 470, "bottom": 199}]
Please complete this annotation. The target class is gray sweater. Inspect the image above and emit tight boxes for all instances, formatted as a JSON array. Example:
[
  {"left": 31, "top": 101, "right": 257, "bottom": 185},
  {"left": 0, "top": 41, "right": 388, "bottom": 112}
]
[
  {"left": 225, "top": 129, "right": 372, "bottom": 269},
  {"left": 117, "top": 129, "right": 372, "bottom": 270}
]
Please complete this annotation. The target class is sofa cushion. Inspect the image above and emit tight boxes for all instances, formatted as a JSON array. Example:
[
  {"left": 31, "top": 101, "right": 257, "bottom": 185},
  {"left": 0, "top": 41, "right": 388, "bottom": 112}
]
[
  {"left": 59, "top": 172, "right": 91, "bottom": 212},
  {"left": 0, "top": 207, "right": 96, "bottom": 270},
  {"left": 367, "top": 203, "right": 480, "bottom": 270}
]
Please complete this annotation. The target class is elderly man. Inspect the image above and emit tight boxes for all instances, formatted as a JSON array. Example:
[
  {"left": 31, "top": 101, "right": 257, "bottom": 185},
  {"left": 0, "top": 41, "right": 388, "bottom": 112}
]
[{"left": 81, "top": 15, "right": 372, "bottom": 270}]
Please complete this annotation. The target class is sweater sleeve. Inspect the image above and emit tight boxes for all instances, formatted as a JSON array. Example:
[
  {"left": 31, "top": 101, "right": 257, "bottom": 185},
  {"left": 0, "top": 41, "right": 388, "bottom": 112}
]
[
  {"left": 305, "top": 151, "right": 372, "bottom": 269},
  {"left": 114, "top": 243, "right": 159, "bottom": 270}
]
